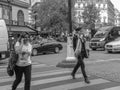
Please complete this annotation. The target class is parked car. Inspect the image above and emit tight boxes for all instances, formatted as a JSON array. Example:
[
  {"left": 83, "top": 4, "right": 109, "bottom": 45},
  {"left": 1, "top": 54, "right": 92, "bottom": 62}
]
[
  {"left": 89, "top": 26, "right": 120, "bottom": 50},
  {"left": 105, "top": 37, "right": 120, "bottom": 53},
  {"left": 32, "top": 41, "right": 63, "bottom": 56}
]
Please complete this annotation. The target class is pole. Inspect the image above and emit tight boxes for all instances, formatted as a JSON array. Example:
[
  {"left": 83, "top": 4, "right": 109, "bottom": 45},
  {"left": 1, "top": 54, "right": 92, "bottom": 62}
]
[
  {"left": 68, "top": 0, "right": 72, "bottom": 34},
  {"left": 7, "top": 0, "right": 12, "bottom": 51},
  {"left": 56, "top": 0, "right": 76, "bottom": 68}
]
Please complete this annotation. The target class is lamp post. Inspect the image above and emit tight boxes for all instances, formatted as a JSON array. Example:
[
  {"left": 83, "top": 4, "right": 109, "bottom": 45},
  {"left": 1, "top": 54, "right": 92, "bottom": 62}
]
[
  {"left": 7, "top": 0, "right": 12, "bottom": 32},
  {"left": 7, "top": 0, "right": 12, "bottom": 51},
  {"left": 68, "top": 0, "right": 72, "bottom": 34},
  {"left": 56, "top": 0, "right": 76, "bottom": 68}
]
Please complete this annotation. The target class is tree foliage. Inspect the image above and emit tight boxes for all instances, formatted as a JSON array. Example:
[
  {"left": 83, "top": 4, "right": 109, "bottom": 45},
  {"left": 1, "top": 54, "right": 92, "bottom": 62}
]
[
  {"left": 82, "top": 4, "right": 100, "bottom": 37},
  {"left": 82, "top": 4, "right": 100, "bottom": 28},
  {"left": 32, "top": 0, "right": 69, "bottom": 34}
]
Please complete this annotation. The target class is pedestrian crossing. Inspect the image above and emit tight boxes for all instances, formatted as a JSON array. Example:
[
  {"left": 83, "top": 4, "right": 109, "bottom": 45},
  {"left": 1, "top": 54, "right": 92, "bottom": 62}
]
[{"left": 0, "top": 69, "right": 120, "bottom": 90}]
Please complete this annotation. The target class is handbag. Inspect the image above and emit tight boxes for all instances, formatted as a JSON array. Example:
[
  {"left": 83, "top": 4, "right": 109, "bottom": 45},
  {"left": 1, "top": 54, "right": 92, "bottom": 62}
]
[
  {"left": 7, "top": 63, "right": 14, "bottom": 76},
  {"left": 7, "top": 51, "right": 18, "bottom": 76}
]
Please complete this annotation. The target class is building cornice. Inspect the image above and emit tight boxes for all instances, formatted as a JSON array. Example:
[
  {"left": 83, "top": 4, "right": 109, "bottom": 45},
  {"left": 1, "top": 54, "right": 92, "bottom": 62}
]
[{"left": 0, "top": 0, "right": 30, "bottom": 9}]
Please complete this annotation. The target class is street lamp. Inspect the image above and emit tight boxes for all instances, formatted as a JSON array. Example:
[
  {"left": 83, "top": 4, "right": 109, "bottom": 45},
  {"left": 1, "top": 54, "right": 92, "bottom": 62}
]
[
  {"left": 68, "top": 0, "right": 72, "bottom": 34},
  {"left": 7, "top": 0, "right": 12, "bottom": 31},
  {"left": 7, "top": 0, "right": 12, "bottom": 51},
  {"left": 56, "top": 0, "right": 76, "bottom": 68}
]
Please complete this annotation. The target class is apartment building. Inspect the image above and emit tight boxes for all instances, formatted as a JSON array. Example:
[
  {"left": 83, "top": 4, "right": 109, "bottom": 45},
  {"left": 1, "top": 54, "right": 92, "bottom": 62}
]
[
  {"left": 115, "top": 9, "right": 120, "bottom": 26},
  {"left": 0, "top": 0, "right": 35, "bottom": 35},
  {"left": 74, "top": 0, "right": 115, "bottom": 26}
]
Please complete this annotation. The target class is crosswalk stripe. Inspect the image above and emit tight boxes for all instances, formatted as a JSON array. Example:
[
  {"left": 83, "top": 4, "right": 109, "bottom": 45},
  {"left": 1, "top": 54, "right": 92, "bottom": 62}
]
[
  {"left": 0, "top": 68, "right": 115, "bottom": 90},
  {"left": 102, "top": 86, "right": 120, "bottom": 90},
  {"left": 40, "top": 79, "right": 110, "bottom": 90},
  {"left": 0, "top": 74, "right": 83, "bottom": 90},
  {"left": 0, "top": 69, "right": 71, "bottom": 83}
]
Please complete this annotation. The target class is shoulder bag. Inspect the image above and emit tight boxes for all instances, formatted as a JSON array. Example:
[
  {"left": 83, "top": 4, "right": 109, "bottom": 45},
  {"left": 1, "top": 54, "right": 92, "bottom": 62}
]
[{"left": 7, "top": 51, "right": 18, "bottom": 76}]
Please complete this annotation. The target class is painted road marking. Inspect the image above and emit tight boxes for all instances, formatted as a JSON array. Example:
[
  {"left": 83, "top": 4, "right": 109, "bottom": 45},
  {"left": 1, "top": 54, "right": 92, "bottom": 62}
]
[{"left": 102, "top": 86, "right": 120, "bottom": 90}]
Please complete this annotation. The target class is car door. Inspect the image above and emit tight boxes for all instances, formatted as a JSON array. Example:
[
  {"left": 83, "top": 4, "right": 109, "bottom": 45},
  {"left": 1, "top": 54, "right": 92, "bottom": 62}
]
[
  {"left": 42, "top": 42, "right": 55, "bottom": 52},
  {"left": 40, "top": 42, "right": 50, "bottom": 53}
]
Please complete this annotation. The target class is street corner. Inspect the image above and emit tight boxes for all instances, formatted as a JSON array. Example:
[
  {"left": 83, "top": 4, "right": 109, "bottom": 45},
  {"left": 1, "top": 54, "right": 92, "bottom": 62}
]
[{"left": 86, "top": 60, "right": 120, "bottom": 83}]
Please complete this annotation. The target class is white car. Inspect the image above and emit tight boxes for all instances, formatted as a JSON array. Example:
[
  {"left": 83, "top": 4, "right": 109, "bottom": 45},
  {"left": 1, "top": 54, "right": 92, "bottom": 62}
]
[{"left": 105, "top": 37, "right": 120, "bottom": 53}]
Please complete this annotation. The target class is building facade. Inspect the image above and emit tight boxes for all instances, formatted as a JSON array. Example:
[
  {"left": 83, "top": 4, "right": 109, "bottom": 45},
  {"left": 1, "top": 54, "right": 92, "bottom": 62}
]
[
  {"left": 115, "top": 9, "right": 120, "bottom": 26},
  {"left": 74, "top": 0, "right": 115, "bottom": 27},
  {"left": 0, "top": 0, "right": 35, "bottom": 34}
]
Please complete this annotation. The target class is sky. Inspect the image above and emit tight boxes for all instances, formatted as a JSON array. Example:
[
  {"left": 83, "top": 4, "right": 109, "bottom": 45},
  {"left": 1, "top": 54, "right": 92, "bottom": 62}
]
[{"left": 111, "top": 0, "right": 120, "bottom": 11}]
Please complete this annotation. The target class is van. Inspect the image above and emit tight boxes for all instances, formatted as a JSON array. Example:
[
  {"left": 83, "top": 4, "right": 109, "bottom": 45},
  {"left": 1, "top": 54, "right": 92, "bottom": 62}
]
[
  {"left": 89, "top": 26, "right": 120, "bottom": 50},
  {"left": 0, "top": 19, "right": 9, "bottom": 60}
]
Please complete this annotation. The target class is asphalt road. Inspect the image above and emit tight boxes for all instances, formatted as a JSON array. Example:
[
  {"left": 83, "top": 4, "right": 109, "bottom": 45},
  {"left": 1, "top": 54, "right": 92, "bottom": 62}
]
[
  {"left": 0, "top": 42, "right": 120, "bottom": 90},
  {"left": 31, "top": 42, "right": 120, "bottom": 66}
]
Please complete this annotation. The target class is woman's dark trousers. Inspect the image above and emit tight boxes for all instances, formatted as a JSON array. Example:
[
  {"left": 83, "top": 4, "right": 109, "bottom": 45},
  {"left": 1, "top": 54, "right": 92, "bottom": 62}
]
[
  {"left": 72, "top": 54, "right": 87, "bottom": 79},
  {"left": 12, "top": 65, "right": 32, "bottom": 90}
]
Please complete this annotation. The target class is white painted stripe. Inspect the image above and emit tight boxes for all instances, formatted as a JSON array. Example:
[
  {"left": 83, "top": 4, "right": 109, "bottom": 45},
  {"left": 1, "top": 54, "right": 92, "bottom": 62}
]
[
  {"left": 0, "top": 64, "right": 48, "bottom": 72},
  {"left": 32, "top": 64, "right": 47, "bottom": 67},
  {"left": 0, "top": 69, "right": 71, "bottom": 83},
  {"left": 41, "top": 79, "right": 110, "bottom": 90},
  {"left": 102, "top": 86, "right": 120, "bottom": 90},
  {"left": 85, "top": 58, "right": 120, "bottom": 64},
  {"left": 0, "top": 74, "right": 83, "bottom": 90}
]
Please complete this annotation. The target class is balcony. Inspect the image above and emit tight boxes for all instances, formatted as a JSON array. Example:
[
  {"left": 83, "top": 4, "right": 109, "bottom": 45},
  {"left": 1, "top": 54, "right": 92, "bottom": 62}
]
[{"left": 5, "top": 19, "right": 32, "bottom": 27}]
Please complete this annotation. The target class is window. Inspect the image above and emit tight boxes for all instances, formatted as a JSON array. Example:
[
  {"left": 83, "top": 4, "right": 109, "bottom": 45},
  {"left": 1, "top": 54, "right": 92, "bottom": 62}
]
[
  {"left": 80, "top": 3, "right": 83, "bottom": 8},
  {"left": 17, "top": 10, "right": 24, "bottom": 26},
  {"left": 100, "top": 4, "right": 103, "bottom": 8},
  {"left": 2, "top": 6, "right": 9, "bottom": 19},
  {"left": 96, "top": 4, "right": 98, "bottom": 8}
]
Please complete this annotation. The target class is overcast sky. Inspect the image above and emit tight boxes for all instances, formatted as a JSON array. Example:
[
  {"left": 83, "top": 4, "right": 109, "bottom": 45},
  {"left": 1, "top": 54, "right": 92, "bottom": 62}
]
[{"left": 111, "top": 0, "right": 120, "bottom": 11}]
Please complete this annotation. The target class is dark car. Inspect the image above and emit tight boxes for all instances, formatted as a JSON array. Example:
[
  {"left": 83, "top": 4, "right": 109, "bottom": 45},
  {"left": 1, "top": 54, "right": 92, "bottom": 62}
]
[
  {"left": 89, "top": 26, "right": 120, "bottom": 50},
  {"left": 32, "top": 41, "right": 63, "bottom": 56}
]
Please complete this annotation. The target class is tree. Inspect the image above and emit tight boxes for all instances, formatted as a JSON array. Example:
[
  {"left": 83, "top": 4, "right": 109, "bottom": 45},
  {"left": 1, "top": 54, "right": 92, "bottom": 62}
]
[
  {"left": 32, "top": 0, "right": 70, "bottom": 35},
  {"left": 82, "top": 4, "right": 100, "bottom": 37}
]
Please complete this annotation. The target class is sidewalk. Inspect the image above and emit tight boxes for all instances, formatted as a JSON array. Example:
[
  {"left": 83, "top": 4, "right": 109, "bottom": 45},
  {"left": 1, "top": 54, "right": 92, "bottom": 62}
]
[{"left": 86, "top": 60, "right": 120, "bottom": 83}]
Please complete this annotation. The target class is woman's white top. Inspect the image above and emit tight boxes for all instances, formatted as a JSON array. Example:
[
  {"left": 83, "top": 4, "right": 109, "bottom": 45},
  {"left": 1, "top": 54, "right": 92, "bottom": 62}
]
[{"left": 15, "top": 42, "right": 32, "bottom": 67}]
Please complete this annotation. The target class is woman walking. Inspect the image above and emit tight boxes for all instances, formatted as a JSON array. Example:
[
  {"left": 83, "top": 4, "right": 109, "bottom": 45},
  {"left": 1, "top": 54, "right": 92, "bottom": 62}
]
[{"left": 12, "top": 34, "right": 32, "bottom": 90}]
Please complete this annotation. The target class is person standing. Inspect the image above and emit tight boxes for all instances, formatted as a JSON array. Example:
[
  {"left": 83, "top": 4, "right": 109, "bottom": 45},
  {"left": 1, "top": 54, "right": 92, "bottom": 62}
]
[
  {"left": 71, "top": 27, "right": 90, "bottom": 84},
  {"left": 12, "top": 34, "right": 32, "bottom": 90}
]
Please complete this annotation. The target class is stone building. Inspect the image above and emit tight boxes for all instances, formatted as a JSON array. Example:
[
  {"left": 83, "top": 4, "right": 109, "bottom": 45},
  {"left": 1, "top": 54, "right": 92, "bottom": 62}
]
[
  {"left": 115, "top": 9, "right": 120, "bottom": 26},
  {"left": 74, "top": 0, "right": 115, "bottom": 27},
  {"left": 0, "top": 0, "right": 36, "bottom": 35}
]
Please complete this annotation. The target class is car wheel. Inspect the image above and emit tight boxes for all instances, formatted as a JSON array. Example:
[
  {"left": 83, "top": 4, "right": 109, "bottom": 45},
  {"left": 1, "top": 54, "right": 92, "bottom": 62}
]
[
  {"left": 54, "top": 47, "right": 60, "bottom": 53},
  {"left": 92, "top": 48, "right": 96, "bottom": 51},
  {"left": 107, "top": 51, "right": 112, "bottom": 53},
  {"left": 32, "top": 49, "right": 38, "bottom": 56}
]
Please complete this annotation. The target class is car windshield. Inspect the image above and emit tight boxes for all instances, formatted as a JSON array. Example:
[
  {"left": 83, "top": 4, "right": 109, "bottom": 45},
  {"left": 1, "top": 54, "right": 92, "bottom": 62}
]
[
  {"left": 114, "top": 37, "right": 120, "bottom": 41},
  {"left": 94, "top": 26, "right": 112, "bottom": 38},
  {"left": 94, "top": 31, "right": 107, "bottom": 38}
]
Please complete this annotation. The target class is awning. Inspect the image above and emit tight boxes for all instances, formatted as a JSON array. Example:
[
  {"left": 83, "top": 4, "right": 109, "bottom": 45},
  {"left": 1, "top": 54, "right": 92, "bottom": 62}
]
[{"left": 7, "top": 26, "right": 37, "bottom": 33}]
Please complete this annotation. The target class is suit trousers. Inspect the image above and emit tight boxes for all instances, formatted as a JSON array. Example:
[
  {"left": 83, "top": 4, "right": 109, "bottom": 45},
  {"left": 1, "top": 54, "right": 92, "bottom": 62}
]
[{"left": 72, "top": 53, "right": 87, "bottom": 79}]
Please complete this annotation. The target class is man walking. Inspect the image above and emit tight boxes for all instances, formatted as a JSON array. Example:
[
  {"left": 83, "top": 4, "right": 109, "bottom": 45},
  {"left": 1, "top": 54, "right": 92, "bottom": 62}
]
[{"left": 71, "top": 27, "right": 90, "bottom": 84}]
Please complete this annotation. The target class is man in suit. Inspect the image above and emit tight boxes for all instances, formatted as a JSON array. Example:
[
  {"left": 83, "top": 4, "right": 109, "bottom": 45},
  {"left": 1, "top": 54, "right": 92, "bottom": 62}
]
[{"left": 71, "top": 27, "right": 90, "bottom": 84}]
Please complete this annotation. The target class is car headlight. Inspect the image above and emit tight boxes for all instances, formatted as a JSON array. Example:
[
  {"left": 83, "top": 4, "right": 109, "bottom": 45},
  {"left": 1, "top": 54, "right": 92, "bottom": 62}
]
[{"left": 100, "top": 38, "right": 105, "bottom": 41}]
